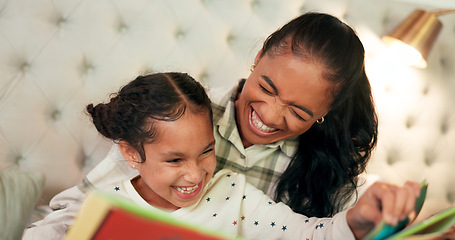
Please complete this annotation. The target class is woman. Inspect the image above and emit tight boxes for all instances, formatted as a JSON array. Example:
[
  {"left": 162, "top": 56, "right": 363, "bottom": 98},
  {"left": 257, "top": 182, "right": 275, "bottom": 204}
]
[
  {"left": 212, "top": 12, "right": 377, "bottom": 217},
  {"left": 209, "top": 12, "right": 417, "bottom": 238}
]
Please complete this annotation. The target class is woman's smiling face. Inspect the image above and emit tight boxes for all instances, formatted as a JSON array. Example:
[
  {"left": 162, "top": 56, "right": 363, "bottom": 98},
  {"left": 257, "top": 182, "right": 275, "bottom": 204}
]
[
  {"left": 131, "top": 110, "right": 216, "bottom": 211},
  {"left": 235, "top": 52, "right": 334, "bottom": 147}
]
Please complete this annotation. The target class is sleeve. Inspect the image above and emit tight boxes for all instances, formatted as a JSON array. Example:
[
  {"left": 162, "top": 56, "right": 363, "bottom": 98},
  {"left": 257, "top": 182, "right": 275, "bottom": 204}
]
[
  {"left": 85, "top": 144, "right": 137, "bottom": 185},
  {"left": 22, "top": 186, "right": 86, "bottom": 240},
  {"left": 22, "top": 145, "right": 136, "bottom": 240},
  {"left": 238, "top": 177, "right": 356, "bottom": 240}
]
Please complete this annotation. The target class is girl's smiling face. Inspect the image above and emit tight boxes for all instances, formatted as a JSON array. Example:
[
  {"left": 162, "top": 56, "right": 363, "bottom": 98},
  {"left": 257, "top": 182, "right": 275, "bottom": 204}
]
[
  {"left": 121, "top": 110, "right": 216, "bottom": 211},
  {"left": 235, "top": 52, "right": 334, "bottom": 148}
]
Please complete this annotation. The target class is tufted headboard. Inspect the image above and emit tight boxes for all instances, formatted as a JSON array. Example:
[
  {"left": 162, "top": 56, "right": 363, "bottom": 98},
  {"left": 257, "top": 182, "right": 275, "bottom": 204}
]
[{"left": 1, "top": 0, "right": 454, "bottom": 221}]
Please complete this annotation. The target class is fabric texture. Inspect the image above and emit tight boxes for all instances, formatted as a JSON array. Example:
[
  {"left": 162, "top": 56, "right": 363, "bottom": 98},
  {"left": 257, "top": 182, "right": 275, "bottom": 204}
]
[
  {"left": 0, "top": 171, "right": 44, "bottom": 240},
  {"left": 24, "top": 169, "right": 355, "bottom": 240}
]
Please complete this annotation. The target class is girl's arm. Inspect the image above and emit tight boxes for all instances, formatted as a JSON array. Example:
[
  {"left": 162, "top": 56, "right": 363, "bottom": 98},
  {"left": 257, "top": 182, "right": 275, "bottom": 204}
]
[{"left": 239, "top": 178, "right": 355, "bottom": 240}]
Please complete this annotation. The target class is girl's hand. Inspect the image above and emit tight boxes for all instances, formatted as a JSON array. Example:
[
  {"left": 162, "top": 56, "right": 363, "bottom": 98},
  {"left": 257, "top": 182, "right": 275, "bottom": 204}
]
[{"left": 346, "top": 181, "right": 421, "bottom": 239}]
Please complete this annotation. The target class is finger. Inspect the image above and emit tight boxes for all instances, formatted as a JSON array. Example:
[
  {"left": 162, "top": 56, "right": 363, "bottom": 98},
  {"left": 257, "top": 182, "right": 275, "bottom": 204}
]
[
  {"left": 404, "top": 181, "right": 422, "bottom": 197},
  {"left": 352, "top": 182, "right": 387, "bottom": 225},
  {"left": 389, "top": 181, "right": 420, "bottom": 223},
  {"left": 392, "top": 186, "right": 409, "bottom": 221},
  {"left": 403, "top": 181, "right": 421, "bottom": 218},
  {"left": 373, "top": 183, "right": 398, "bottom": 226}
]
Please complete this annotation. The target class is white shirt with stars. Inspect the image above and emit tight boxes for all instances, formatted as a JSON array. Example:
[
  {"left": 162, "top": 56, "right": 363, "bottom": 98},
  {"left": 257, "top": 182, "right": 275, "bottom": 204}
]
[
  {"left": 23, "top": 167, "right": 355, "bottom": 240},
  {"left": 101, "top": 169, "right": 355, "bottom": 240}
]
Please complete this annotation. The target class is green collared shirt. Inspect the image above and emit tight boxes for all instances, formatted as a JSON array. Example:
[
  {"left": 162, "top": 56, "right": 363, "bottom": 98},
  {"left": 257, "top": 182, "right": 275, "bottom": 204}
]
[{"left": 209, "top": 84, "right": 298, "bottom": 198}]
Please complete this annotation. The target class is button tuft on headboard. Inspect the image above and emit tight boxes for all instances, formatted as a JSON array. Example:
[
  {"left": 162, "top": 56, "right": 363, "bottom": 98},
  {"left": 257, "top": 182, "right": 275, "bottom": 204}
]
[
  {"left": 421, "top": 84, "right": 429, "bottom": 96},
  {"left": 117, "top": 21, "right": 128, "bottom": 34},
  {"left": 424, "top": 149, "right": 437, "bottom": 167},
  {"left": 198, "top": 70, "right": 209, "bottom": 84},
  {"left": 251, "top": 0, "right": 260, "bottom": 11},
  {"left": 175, "top": 28, "right": 186, "bottom": 40},
  {"left": 79, "top": 57, "right": 94, "bottom": 77},
  {"left": 19, "top": 61, "right": 31, "bottom": 73},
  {"left": 226, "top": 33, "right": 236, "bottom": 46},
  {"left": 440, "top": 117, "right": 449, "bottom": 135},
  {"left": 57, "top": 16, "right": 67, "bottom": 28},
  {"left": 405, "top": 115, "right": 416, "bottom": 129},
  {"left": 50, "top": 109, "right": 62, "bottom": 121},
  {"left": 14, "top": 154, "right": 24, "bottom": 166},
  {"left": 386, "top": 148, "right": 401, "bottom": 165},
  {"left": 447, "top": 191, "right": 455, "bottom": 204},
  {"left": 298, "top": 4, "right": 306, "bottom": 15}
]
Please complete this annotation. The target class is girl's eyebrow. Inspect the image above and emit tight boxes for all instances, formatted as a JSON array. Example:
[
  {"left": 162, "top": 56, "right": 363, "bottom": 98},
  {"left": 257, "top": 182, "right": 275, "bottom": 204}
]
[
  {"left": 261, "top": 75, "right": 314, "bottom": 118},
  {"left": 204, "top": 140, "right": 216, "bottom": 150},
  {"left": 163, "top": 140, "right": 216, "bottom": 157}
]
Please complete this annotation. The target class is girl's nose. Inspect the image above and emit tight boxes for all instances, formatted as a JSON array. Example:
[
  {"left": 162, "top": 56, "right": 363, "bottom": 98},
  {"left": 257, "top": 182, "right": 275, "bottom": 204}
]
[{"left": 183, "top": 160, "right": 203, "bottom": 184}]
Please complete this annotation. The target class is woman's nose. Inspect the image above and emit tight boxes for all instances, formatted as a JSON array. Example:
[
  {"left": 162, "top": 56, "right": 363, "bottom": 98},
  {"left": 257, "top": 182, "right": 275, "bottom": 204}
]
[{"left": 263, "top": 100, "right": 285, "bottom": 126}]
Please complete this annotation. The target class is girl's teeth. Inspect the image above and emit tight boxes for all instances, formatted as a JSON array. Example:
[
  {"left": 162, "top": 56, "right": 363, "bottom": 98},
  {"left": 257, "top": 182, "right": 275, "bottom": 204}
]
[
  {"left": 175, "top": 185, "right": 198, "bottom": 194},
  {"left": 252, "top": 110, "right": 276, "bottom": 133}
]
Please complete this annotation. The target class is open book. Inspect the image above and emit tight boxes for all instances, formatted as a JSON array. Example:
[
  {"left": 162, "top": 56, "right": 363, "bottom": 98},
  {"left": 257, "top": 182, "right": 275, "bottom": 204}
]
[
  {"left": 65, "top": 191, "right": 237, "bottom": 240},
  {"left": 66, "top": 181, "right": 455, "bottom": 240},
  {"left": 364, "top": 180, "right": 455, "bottom": 240}
]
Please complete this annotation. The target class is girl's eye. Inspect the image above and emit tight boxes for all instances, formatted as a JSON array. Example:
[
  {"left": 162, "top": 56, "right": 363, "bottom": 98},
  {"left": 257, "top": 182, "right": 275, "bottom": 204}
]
[
  {"left": 259, "top": 84, "right": 273, "bottom": 96},
  {"left": 202, "top": 148, "right": 214, "bottom": 155},
  {"left": 290, "top": 108, "right": 306, "bottom": 122},
  {"left": 167, "top": 158, "right": 182, "bottom": 163}
]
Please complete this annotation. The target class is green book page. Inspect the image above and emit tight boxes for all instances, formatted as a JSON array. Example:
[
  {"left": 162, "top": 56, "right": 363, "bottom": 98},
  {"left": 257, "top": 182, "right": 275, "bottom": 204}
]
[{"left": 387, "top": 206, "right": 455, "bottom": 239}]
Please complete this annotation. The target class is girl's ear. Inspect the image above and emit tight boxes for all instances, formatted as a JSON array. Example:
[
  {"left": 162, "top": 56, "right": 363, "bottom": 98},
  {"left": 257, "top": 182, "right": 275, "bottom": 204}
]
[{"left": 118, "top": 140, "right": 139, "bottom": 169}]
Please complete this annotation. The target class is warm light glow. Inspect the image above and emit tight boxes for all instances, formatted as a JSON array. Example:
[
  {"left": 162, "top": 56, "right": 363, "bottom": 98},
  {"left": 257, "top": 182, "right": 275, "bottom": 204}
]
[
  {"left": 383, "top": 36, "right": 427, "bottom": 68},
  {"left": 381, "top": 9, "right": 447, "bottom": 69}
]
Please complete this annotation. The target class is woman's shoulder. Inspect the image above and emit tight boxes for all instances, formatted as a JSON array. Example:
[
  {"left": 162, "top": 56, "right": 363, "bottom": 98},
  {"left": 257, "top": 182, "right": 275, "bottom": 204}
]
[{"left": 207, "top": 86, "right": 233, "bottom": 103}]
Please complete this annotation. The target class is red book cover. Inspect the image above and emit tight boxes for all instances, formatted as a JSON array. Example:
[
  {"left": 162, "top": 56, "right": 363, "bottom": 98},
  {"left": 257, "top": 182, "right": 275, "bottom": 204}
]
[
  {"left": 65, "top": 191, "right": 235, "bottom": 240},
  {"left": 93, "top": 207, "right": 226, "bottom": 240}
]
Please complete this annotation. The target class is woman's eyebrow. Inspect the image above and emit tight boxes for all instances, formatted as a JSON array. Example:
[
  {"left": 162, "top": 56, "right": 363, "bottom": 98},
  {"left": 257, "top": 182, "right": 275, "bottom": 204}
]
[
  {"left": 261, "top": 75, "right": 314, "bottom": 118},
  {"left": 293, "top": 104, "right": 314, "bottom": 118},
  {"left": 262, "top": 75, "right": 279, "bottom": 94}
]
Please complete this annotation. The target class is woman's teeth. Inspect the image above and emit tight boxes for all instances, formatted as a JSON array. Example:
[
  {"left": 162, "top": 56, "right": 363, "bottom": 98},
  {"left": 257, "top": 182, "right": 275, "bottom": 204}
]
[
  {"left": 174, "top": 185, "right": 198, "bottom": 194},
  {"left": 252, "top": 110, "right": 277, "bottom": 133}
]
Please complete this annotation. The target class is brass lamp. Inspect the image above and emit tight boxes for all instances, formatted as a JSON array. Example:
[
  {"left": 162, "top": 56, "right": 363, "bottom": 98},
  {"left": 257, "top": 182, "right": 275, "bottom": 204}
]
[{"left": 382, "top": 9, "right": 455, "bottom": 68}]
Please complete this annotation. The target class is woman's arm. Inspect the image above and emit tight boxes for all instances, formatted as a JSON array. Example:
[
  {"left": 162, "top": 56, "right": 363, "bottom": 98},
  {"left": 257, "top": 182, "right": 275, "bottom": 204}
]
[{"left": 22, "top": 186, "right": 86, "bottom": 240}]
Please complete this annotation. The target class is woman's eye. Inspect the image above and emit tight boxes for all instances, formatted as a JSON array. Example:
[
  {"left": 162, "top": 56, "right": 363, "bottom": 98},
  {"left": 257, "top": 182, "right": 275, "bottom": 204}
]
[
  {"left": 259, "top": 84, "right": 273, "bottom": 96},
  {"left": 290, "top": 108, "right": 306, "bottom": 122}
]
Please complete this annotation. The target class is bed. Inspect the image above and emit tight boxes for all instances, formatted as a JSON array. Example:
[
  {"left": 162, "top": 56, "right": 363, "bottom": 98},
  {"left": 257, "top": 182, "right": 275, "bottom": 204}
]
[{"left": 1, "top": 0, "right": 454, "bottom": 239}]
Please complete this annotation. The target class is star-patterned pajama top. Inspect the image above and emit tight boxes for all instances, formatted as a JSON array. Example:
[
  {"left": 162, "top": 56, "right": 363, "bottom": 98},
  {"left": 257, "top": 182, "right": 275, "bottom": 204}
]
[{"left": 23, "top": 168, "right": 355, "bottom": 240}]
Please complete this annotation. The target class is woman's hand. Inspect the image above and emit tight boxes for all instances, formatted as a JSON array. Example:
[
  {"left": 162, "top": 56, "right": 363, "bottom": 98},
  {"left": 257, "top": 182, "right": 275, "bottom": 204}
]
[{"left": 346, "top": 181, "right": 421, "bottom": 239}]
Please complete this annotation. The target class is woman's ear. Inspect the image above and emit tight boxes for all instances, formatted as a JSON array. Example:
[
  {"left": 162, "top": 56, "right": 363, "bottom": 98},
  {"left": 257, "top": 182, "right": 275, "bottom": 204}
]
[{"left": 118, "top": 141, "right": 139, "bottom": 169}]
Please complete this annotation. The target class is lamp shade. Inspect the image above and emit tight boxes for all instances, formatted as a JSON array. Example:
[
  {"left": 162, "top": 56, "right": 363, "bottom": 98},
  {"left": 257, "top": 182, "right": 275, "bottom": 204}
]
[{"left": 383, "top": 9, "right": 442, "bottom": 68}]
